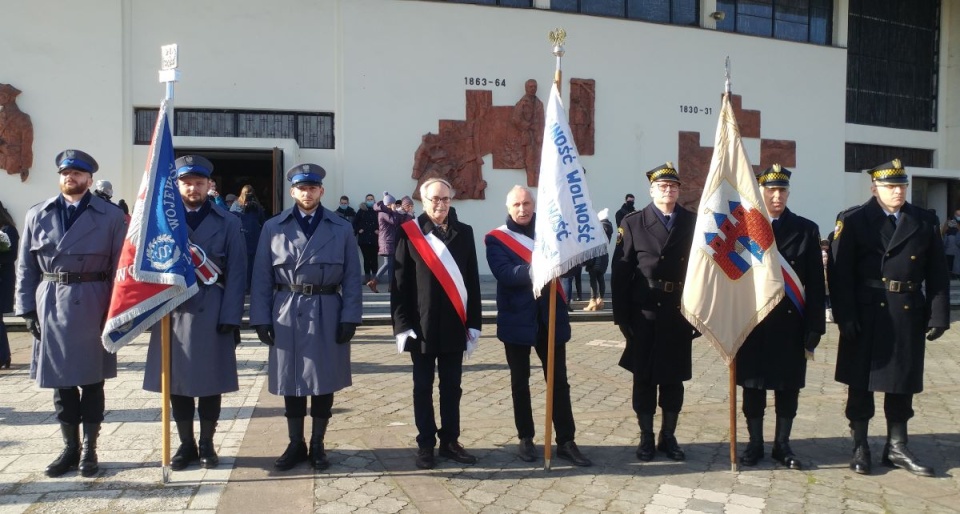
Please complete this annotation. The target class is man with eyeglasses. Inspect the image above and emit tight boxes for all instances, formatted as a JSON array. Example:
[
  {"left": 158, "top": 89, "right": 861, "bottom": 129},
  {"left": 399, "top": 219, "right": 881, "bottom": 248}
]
[
  {"left": 392, "top": 177, "right": 482, "bottom": 470},
  {"left": 611, "top": 162, "right": 697, "bottom": 463},
  {"left": 829, "top": 159, "right": 949, "bottom": 477}
]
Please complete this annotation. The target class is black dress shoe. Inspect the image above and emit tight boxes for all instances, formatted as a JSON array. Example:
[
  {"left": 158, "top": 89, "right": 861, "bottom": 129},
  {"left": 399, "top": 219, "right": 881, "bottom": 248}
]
[
  {"left": 657, "top": 434, "right": 686, "bottom": 461},
  {"left": 850, "top": 445, "right": 871, "bottom": 475},
  {"left": 636, "top": 433, "right": 655, "bottom": 462},
  {"left": 882, "top": 443, "right": 933, "bottom": 477},
  {"left": 556, "top": 441, "right": 592, "bottom": 467},
  {"left": 517, "top": 438, "right": 537, "bottom": 463},
  {"left": 415, "top": 447, "right": 435, "bottom": 469},
  {"left": 171, "top": 442, "right": 199, "bottom": 471},
  {"left": 771, "top": 442, "right": 801, "bottom": 470},
  {"left": 1, "top": 357, "right": 10, "bottom": 369},
  {"left": 438, "top": 442, "right": 477, "bottom": 464}
]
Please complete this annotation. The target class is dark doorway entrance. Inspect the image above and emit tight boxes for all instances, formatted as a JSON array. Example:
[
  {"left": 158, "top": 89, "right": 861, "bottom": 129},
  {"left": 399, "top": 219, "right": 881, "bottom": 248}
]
[{"left": 174, "top": 148, "right": 284, "bottom": 215}]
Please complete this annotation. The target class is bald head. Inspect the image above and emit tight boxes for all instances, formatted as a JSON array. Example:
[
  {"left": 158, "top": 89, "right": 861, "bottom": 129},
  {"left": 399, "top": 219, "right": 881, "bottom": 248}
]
[{"left": 506, "top": 185, "right": 535, "bottom": 226}]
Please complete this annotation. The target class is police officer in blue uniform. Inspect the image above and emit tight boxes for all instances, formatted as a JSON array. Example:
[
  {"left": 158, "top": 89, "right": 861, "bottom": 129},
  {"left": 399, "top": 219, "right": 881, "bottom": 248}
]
[
  {"left": 15, "top": 149, "right": 126, "bottom": 477},
  {"left": 830, "top": 159, "right": 949, "bottom": 477},
  {"left": 736, "top": 165, "right": 825, "bottom": 469},
  {"left": 142, "top": 156, "right": 247, "bottom": 471},
  {"left": 249, "top": 164, "right": 362, "bottom": 471}
]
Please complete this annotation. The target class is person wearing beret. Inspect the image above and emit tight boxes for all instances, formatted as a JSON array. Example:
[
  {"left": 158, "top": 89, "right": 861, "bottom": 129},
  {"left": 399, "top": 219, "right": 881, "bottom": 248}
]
[
  {"left": 392, "top": 177, "right": 482, "bottom": 469},
  {"left": 736, "top": 165, "right": 825, "bottom": 469},
  {"left": 611, "top": 162, "right": 696, "bottom": 463},
  {"left": 829, "top": 159, "right": 949, "bottom": 477},
  {"left": 142, "top": 155, "right": 247, "bottom": 472},
  {"left": 249, "top": 163, "right": 362, "bottom": 471},
  {"left": 15, "top": 149, "right": 126, "bottom": 477}
]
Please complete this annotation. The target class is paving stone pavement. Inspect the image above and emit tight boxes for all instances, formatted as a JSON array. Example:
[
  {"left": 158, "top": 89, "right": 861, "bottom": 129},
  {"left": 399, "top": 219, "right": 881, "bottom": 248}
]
[{"left": 4, "top": 315, "right": 960, "bottom": 513}]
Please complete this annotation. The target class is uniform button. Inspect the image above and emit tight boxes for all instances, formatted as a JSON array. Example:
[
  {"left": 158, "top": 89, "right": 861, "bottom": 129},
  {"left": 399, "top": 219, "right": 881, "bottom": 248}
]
[
  {"left": 657, "top": 302, "right": 662, "bottom": 307},
  {"left": 880, "top": 302, "right": 885, "bottom": 307},
  {"left": 788, "top": 310, "right": 793, "bottom": 314},
  {"left": 887, "top": 253, "right": 891, "bottom": 256},
  {"left": 904, "top": 305, "right": 910, "bottom": 310},
  {"left": 910, "top": 255, "right": 916, "bottom": 260},
  {"left": 882, "top": 278, "right": 887, "bottom": 282},
  {"left": 680, "top": 257, "right": 685, "bottom": 261},
  {"left": 660, "top": 256, "right": 665, "bottom": 260},
  {"left": 790, "top": 260, "right": 796, "bottom": 265}
]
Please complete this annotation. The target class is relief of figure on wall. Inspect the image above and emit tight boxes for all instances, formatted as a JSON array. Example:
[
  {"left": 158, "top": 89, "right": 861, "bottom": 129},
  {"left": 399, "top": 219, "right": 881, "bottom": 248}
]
[
  {"left": 0, "top": 83, "right": 33, "bottom": 182},
  {"left": 411, "top": 78, "right": 593, "bottom": 199},
  {"left": 511, "top": 79, "right": 545, "bottom": 187}
]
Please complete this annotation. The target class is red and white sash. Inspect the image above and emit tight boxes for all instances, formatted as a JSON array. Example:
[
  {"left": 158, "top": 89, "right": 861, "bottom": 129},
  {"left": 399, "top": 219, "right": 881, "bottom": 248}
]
[
  {"left": 189, "top": 242, "right": 222, "bottom": 286},
  {"left": 487, "top": 225, "right": 566, "bottom": 302},
  {"left": 401, "top": 219, "right": 468, "bottom": 326}
]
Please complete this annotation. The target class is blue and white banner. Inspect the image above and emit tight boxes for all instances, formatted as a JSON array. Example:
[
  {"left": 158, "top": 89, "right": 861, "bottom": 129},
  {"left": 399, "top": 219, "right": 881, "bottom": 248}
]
[
  {"left": 531, "top": 82, "right": 608, "bottom": 297},
  {"left": 101, "top": 99, "right": 197, "bottom": 353}
]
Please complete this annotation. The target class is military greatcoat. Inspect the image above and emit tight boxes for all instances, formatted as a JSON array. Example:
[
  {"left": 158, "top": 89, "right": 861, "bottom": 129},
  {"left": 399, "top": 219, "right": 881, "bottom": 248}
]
[
  {"left": 15, "top": 193, "right": 125, "bottom": 388},
  {"left": 144, "top": 202, "right": 247, "bottom": 397},
  {"left": 249, "top": 206, "right": 362, "bottom": 396},
  {"left": 611, "top": 203, "right": 696, "bottom": 383},
  {"left": 736, "top": 208, "right": 826, "bottom": 390},
  {"left": 830, "top": 198, "right": 949, "bottom": 394}
]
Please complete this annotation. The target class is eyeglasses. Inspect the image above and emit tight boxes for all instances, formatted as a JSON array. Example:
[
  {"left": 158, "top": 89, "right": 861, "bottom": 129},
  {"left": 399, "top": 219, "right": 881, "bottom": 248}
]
[
  {"left": 655, "top": 183, "right": 679, "bottom": 191},
  {"left": 425, "top": 196, "right": 452, "bottom": 204}
]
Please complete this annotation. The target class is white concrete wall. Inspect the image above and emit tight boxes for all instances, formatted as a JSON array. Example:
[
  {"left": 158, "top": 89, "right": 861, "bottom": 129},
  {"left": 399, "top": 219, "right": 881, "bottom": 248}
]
[{"left": 1, "top": 0, "right": 956, "bottom": 274}]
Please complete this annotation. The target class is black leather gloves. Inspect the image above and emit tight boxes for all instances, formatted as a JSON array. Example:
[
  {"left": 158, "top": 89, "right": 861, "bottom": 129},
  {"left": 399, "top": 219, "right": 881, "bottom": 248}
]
[
  {"left": 23, "top": 312, "right": 41, "bottom": 340},
  {"left": 255, "top": 325, "right": 275, "bottom": 346},
  {"left": 217, "top": 324, "right": 239, "bottom": 334},
  {"left": 337, "top": 323, "right": 358, "bottom": 345},
  {"left": 804, "top": 332, "right": 821, "bottom": 352},
  {"left": 839, "top": 321, "right": 860, "bottom": 341},
  {"left": 926, "top": 327, "right": 945, "bottom": 341}
]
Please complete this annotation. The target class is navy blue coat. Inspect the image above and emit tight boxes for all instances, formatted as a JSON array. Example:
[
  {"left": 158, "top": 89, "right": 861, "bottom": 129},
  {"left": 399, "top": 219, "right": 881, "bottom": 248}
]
[
  {"left": 484, "top": 216, "right": 570, "bottom": 347},
  {"left": 0, "top": 224, "right": 19, "bottom": 313}
]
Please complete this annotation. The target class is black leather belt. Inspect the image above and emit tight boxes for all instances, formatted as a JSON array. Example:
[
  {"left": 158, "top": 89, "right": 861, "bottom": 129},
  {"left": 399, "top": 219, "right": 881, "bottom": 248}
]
[
  {"left": 42, "top": 271, "right": 110, "bottom": 285},
  {"left": 276, "top": 284, "right": 339, "bottom": 295},
  {"left": 865, "top": 279, "right": 918, "bottom": 293},
  {"left": 648, "top": 278, "right": 682, "bottom": 293}
]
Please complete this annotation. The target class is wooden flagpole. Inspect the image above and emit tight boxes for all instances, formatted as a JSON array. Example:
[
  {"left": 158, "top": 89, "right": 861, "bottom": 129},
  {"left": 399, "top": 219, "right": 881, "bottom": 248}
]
[
  {"left": 543, "top": 28, "right": 566, "bottom": 472},
  {"left": 158, "top": 43, "right": 180, "bottom": 484}
]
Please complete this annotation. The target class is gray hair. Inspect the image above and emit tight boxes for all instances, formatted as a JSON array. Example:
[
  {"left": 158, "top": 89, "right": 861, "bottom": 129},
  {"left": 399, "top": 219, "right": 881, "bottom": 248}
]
[
  {"left": 419, "top": 177, "right": 455, "bottom": 199},
  {"left": 505, "top": 185, "right": 534, "bottom": 206}
]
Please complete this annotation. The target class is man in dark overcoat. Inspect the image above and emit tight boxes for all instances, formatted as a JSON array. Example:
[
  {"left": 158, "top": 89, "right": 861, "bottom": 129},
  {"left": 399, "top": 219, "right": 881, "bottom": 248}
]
[
  {"left": 142, "top": 156, "right": 247, "bottom": 471},
  {"left": 392, "top": 177, "right": 482, "bottom": 470},
  {"left": 250, "top": 164, "right": 362, "bottom": 471},
  {"left": 485, "top": 185, "right": 591, "bottom": 467},
  {"left": 736, "top": 165, "right": 825, "bottom": 469},
  {"left": 611, "top": 162, "right": 696, "bottom": 462},
  {"left": 830, "top": 159, "right": 949, "bottom": 477},
  {"left": 15, "top": 149, "right": 126, "bottom": 477}
]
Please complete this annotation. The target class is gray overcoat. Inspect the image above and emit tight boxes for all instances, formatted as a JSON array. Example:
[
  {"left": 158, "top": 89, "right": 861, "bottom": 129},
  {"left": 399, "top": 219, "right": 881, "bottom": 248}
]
[
  {"left": 143, "top": 203, "right": 247, "bottom": 397},
  {"left": 15, "top": 193, "right": 125, "bottom": 388},
  {"left": 249, "top": 206, "right": 362, "bottom": 396}
]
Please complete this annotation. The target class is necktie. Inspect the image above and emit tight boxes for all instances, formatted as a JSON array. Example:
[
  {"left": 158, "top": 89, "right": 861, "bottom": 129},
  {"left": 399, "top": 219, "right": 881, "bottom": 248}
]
[
  {"left": 433, "top": 223, "right": 447, "bottom": 239},
  {"left": 303, "top": 215, "right": 313, "bottom": 225},
  {"left": 889, "top": 214, "right": 897, "bottom": 227},
  {"left": 65, "top": 205, "right": 77, "bottom": 230},
  {"left": 186, "top": 210, "right": 201, "bottom": 231},
  {"left": 664, "top": 214, "right": 671, "bottom": 223},
  {"left": 772, "top": 218, "right": 780, "bottom": 231}
]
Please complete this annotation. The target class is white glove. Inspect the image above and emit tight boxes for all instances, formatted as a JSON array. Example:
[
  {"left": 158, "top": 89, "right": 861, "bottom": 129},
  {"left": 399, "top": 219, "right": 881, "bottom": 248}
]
[
  {"left": 396, "top": 329, "right": 416, "bottom": 354},
  {"left": 464, "top": 328, "right": 481, "bottom": 362}
]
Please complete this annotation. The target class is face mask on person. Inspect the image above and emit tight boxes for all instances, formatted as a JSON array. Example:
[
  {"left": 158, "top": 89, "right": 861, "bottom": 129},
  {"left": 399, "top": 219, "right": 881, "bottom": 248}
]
[
  {"left": 954, "top": 215, "right": 960, "bottom": 222},
  {"left": 626, "top": 200, "right": 635, "bottom": 208},
  {"left": 339, "top": 203, "right": 348, "bottom": 210},
  {"left": 366, "top": 201, "right": 374, "bottom": 208}
]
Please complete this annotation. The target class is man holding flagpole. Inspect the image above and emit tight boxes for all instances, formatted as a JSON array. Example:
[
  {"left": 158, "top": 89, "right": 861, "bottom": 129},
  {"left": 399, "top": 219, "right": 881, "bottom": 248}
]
[
  {"left": 485, "top": 185, "right": 592, "bottom": 467},
  {"left": 612, "top": 162, "right": 697, "bottom": 462},
  {"left": 830, "top": 159, "right": 948, "bottom": 477},
  {"left": 142, "top": 155, "right": 246, "bottom": 472},
  {"left": 392, "top": 177, "right": 482, "bottom": 470},
  {"left": 736, "top": 165, "right": 825, "bottom": 469},
  {"left": 16, "top": 149, "right": 126, "bottom": 477},
  {"left": 250, "top": 164, "right": 362, "bottom": 472}
]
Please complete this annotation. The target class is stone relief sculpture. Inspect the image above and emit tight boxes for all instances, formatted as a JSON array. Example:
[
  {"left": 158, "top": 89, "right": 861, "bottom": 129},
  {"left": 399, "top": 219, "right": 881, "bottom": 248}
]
[
  {"left": 412, "top": 79, "right": 595, "bottom": 199},
  {"left": 0, "top": 83, "right": 33, "bottom": 182}
]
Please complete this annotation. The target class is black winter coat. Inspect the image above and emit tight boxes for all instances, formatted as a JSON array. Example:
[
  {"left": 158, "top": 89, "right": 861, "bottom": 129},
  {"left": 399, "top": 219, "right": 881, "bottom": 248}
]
[
  {"left": 611, "top": 203, "right": 696, "bottom": 383},
  {"left": 736, "top": 208, "right": 826, "bottom": 390},
  {"left": 829, "top": 198, "right": 949, "bottom": 394}
]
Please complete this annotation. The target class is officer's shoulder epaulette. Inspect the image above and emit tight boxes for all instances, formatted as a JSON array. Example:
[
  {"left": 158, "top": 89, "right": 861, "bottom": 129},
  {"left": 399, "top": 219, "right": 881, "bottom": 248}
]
[
  {"left": 622, "top": 210, "right": 642, "bottom": 223},
  {"left": 834, "top": 203, "right": 864, "bottom": 222}
]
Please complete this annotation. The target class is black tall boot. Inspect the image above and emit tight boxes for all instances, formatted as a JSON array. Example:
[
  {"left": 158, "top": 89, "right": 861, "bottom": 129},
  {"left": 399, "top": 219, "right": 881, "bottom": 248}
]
[
  {"left": 636, "top": 413, "right": 655, "bottom": 461},
  {"left": 849, "top": 420, "right": 871, "bottom": 475},
  {"left": 657, "top": 411, "right": 686, "bottom": 461},
  {"left": 771, "top": 417, "right": 801, "bottom": 469},
  {"left": 310, "top": 418, "right": 330, "bottom": 471},
  {"left": 79, "top": 423, "right": 100, "bottom": 477},
  {"left": 171, "top": 420, "right": 198, "bottom": 471},
  {"left": 46, "top": 423, "right": 81, "bottom": 477},
  {"left": 881, "top": 421, "right": 933, "bottom": 477},
  {"left": 198, "top": 420, "right": 219, "bottom": 469},
  {"left": 739, "top": 417, "right": 764, "bottom": 466},
  {"left": 275, "top": 417, "right": 308, "bottom": 471}
]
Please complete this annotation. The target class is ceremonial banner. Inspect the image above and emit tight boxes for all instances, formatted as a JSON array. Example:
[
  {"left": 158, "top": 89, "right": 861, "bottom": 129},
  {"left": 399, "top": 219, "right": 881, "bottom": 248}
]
[
  {"left": 680, "top": 93, "right": 784, "bottom": 364},
  {"left": 531, "top": 83, "right": 607, "bottom": 297},
  {"left": 101, "top": 100, "right": 197, "bottom": 353}
]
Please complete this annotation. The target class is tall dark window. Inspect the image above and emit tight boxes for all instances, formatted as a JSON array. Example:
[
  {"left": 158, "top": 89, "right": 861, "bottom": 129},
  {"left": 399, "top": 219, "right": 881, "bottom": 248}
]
[
  {"left": 846, "top": 0, "right": 940, "bottom": 131},
  {"left": 844, "top": 143, "right": 934, "bottom": 173},
  {"left": 551, "top": 0, "right": 699, "bottom": 25},
  {"left": 716, "top": 0, "right": 833, "bottom": 44},
  {"left": 134, "top": 108, "right": 334, "bottom": 149}
]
